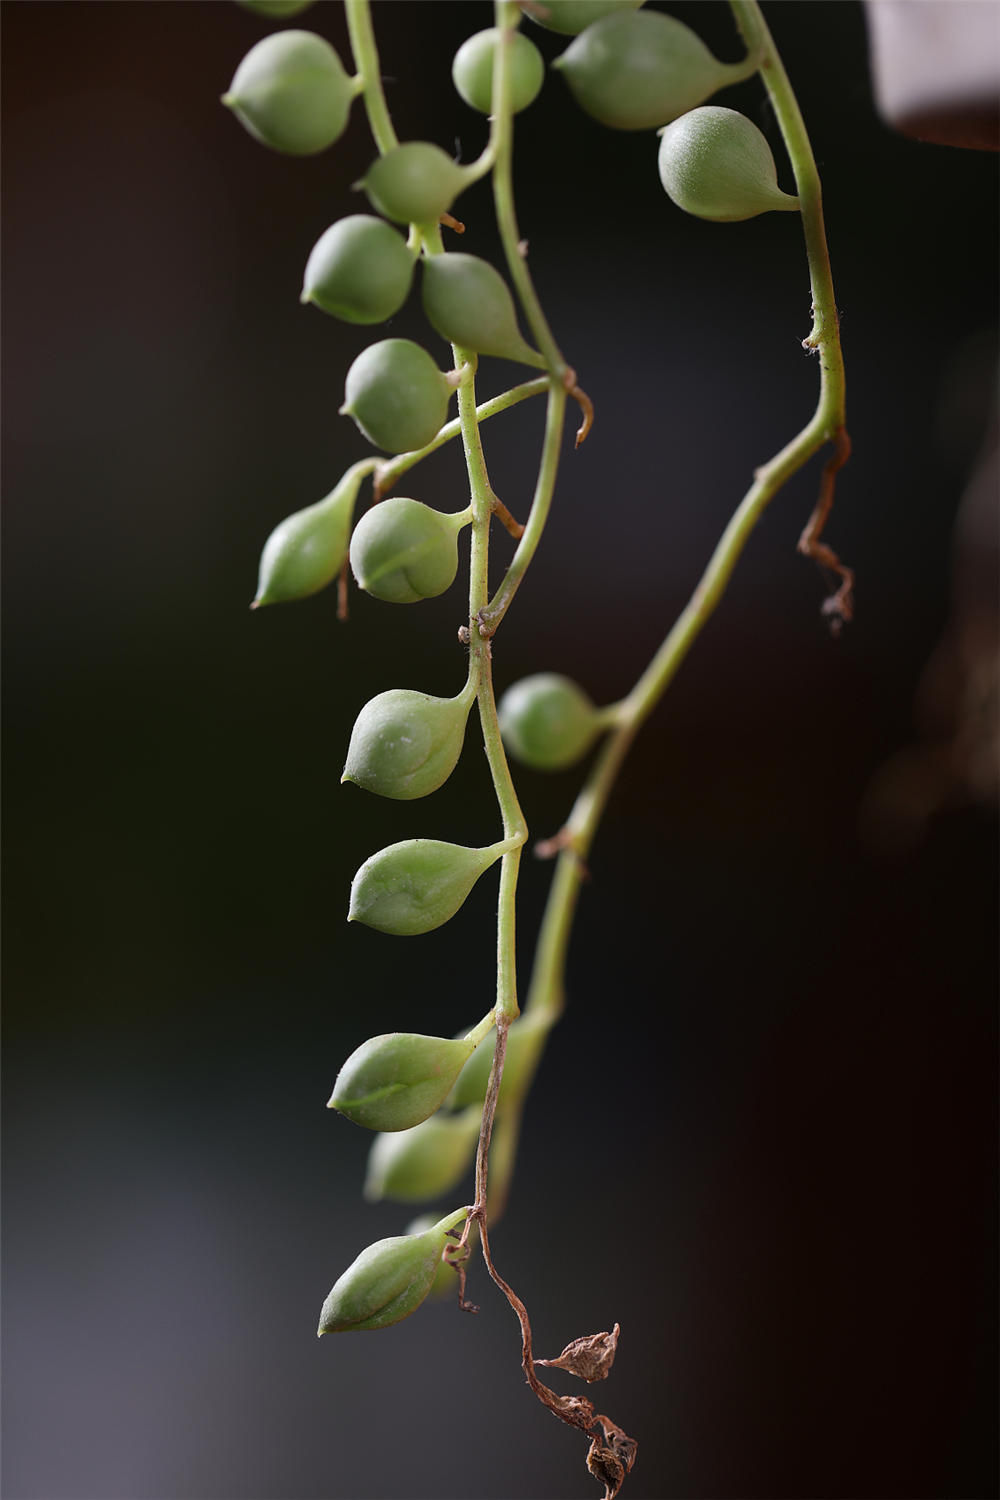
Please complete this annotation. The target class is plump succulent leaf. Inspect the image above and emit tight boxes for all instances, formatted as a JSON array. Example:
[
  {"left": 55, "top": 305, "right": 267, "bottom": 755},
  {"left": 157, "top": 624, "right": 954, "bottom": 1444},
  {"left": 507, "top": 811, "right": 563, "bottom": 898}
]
[
  {"left": 341, "top": 339, "right": 452, "bottom": 454},
  {"left": 253, "top": 462, "right": 367, "bottom": 606},
  {"left": 348, "top": 838, "right": 505, "bottom": 935},
  {"left": 421, "top": 254, "right": 544, "bottom": 366},
  {"left": 330, "top": 1031, "right": 479, "bottom": 1132},
  {"left": 318, "top": 1206, "right": 468, "bottom": 1333},
  {"left": 498, "top": 673, "right": 602, "bottom": 770},
  {"left": 526, "top": 0, "right": 643, "bottom": 36},
  {"left": 364, "top": 1107, "right": 482, "bottom": 1202},
  {"left": 349, "top": 497, "right": 468, "bottom": 604},
  {"left": 658, "top": 106, "right": 800, "bottom": 221},
  {"left": 452, "top": 28, "right": 545, "bottom": 115},
  {"left": 237, "top": 0, "right": 315, "bottom": 16},
  {"left": 360, "top": 142, "right": 467, "bottom": 226},
  {"left": 343, "top": 684, "right": 475, "bottom": 799},
  {"left": 302, "top": 216, "right": 415, "bottom": 324},
  {"left": 223, "top": 31, "right": 353, "bottom": 155},
  {"left": 553, "top": 10, "right": 746, "bottom": 131}
]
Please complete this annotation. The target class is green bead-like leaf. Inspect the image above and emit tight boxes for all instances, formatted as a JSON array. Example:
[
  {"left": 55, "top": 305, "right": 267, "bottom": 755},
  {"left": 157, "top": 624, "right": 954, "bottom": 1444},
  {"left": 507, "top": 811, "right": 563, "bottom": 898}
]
[
  {"left": 348, "top": 838, "right": 506, "bottom": 935},
  {"left": 658, "top": 107, "right": 800, "bottom": 222},
  {"left": 341, "top": 339, "right": 452, "bottom": 454},
  {"left": 360, "top": 142, "right": 467, "bottom": 227},
  {"left": 447, "top": 1012, "right": 553, "bottom": 1111},
  {"left": 452, "top": 29, "right": 545, "bottom": 115},
  {"left": 237, "top": 0, "right": 315, "bottom": 17},
  {"left": 342, "top": 683, "right": 475, "bottom": 799},
  {"left": 330, "top": 1031, "right": 478, "bottom": 1131},
  {"left": 365, "top": 1106, "right": 482, "bottom": 1202},
  {"left": 302, "top": 216, "right": 415, "bottom": 324},
  {"left": 318, "top": 1205, "right": 468, "bottom": 1333},
  {"left": 252, "top": 463, "right": 367, "bottom": 607},
  {"left": 553, "top": 10, "right": 746, "bottom": 132},
  {"left": 527, "top": 0, "right": 642, "bottom": 35},
  {"left": 349, "top": 497, "right": 468, "bottom": 604},
  {"left": 498, "top": 673, "right": 602, "bottom": 770},
  {"left": 222, "top": 31, "right": 353, "bottom": 156},
  {"left": 421, "top": 254, "right": 544, "bottom": 366}
]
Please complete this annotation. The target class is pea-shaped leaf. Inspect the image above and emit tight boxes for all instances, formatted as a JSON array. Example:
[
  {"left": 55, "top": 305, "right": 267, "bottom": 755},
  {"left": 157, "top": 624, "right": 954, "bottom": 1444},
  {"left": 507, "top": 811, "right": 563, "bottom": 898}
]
[
  {"left": 341, "top": 338, "right": 453, "bottom": 454},
  {"left": 252, "top": 461, "right": 368, "bottom": 607},
  {"left": 223, "top": 31, "right": 354, "bottom": 155},
  {"left": 348, "top": 837, "right": 507, "bottom": 935},
  {"left": 421, "top": 254, "right": 545, "bottom": 367},
  {"left": 448, "top": 1012, "right": 553, "bottom": 1111},
  {"left": 343, "top": 680, "right": 476, "bottom": 799},
  {"left": 498, "top": 672, "right": 603, "bottom": 770},
  {"left": 658, "top": 107, "right": 800, "bottom": 221},
  {"left": 302, "top": 216, "right": 415, "bottom": 325},
  {"left": 330, "top": 1031, "right": 479, "bottom": 1131},
  {"left": 527, "top": 0, "right": 642, "bottom": 35},
  {"left": 360, "top": 142, "right": 468, "bottom": 227},
  {"left": 318, "top": 1205, "right": 468, "bottom": 1333},
  {"left": 553, "top": 11, "right": 747, "bottom": 132},
  {"left": 452, "top": 29, "right": 545, "bottom": 115},
  {"left": 364, "top": 1106, "right": 482, "bottom": 1202},
  {"left": 349, "top": 497, "right": 470, "bottom": 604},
  {"left": 237, "top": 0, "right": 314, "bottom": 16}
]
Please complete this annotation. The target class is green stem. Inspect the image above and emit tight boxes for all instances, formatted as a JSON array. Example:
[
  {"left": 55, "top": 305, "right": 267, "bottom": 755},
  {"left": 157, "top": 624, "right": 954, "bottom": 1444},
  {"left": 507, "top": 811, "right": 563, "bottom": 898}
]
[
  {"left": 730, "top": 0, "right": 845, "bottom": 425},
  {"left": 373, "top": 379, "right": 548, "bottom": 496},
  {"left": 344, "top": 0, "right": 398, "bottom": 155},
  {"left": 455, "top": 368, "right": 528, "bottom": 1026},
  {"left": 523, "top": 3, "right": 849, "bottom": 1024},
  {"left": 463, "top": 1008, "right": 498, "bottom": 1050},
  {"left": 480, "top": 382, "right": 567, "bottom": 633},
  {"left": 491, "top": 0, "right": 568, "bottom": 379}
]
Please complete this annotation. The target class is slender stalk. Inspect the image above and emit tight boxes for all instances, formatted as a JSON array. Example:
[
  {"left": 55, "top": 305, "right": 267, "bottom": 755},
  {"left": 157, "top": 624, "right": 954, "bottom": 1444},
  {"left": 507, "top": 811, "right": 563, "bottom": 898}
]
[
  {"left": 480, "top": 382, "right": 567, "bottom": 633},
  {"left": 730, "top": 0, "right": 845, "bottom": 424},
  {"left": 373, "top": 379, "right": 548, "bottom": 496},
  {"left": 491, "top": 0, "right": 568, "bottom": 379},
  {"left": 521, "top": 1, "right": 850, "bottom": 1047},
  {"left": 344, "top": 0, "right": 397, "bottom": 155}
]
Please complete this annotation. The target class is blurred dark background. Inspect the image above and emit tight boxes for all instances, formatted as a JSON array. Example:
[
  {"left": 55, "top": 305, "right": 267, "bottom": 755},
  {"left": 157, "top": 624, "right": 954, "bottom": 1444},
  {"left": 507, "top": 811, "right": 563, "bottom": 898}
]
[{"left": 3, "top": 3, "right": 997, "bottom": 1497}]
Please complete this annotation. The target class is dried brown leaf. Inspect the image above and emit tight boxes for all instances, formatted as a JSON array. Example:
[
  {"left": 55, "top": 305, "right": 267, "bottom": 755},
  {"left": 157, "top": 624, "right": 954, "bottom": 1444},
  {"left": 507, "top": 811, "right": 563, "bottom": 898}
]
[
  {"left": 537, "top": 1323, "right": 620, "bottom": 1383},
  {"left": 586, "top": 1438, "right": 625, "bottom": 1500}
]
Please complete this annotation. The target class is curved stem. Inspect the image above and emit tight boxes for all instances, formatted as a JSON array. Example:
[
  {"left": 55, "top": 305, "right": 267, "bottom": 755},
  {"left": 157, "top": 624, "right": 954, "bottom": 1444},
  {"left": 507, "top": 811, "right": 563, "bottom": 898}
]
[
  {"left": 373, "top": 379, "right": 548, "bottom": 497},
  {"left": 480, "top": 382, "right": 567, "bottom": 633},
  {"left": 730, "top": 0, "right": 845, "bottom": 420},
  {"left": 491, "top": 0, "right": 569, "bottom": 379},
  {"left": 344, "top": 0, "right": 398, "bottom": 155},
  {"left": 520, "top": 0, "right": 850, "bottom": 1069}
]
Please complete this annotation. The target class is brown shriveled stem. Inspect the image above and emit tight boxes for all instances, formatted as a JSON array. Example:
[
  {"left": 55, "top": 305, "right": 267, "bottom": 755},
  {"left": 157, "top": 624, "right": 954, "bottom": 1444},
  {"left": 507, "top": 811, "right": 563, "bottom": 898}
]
[
  {"left": 336, "top": 558, "right": 349, "bottom": 622},
  {"left": 797, "top": 424, "right": 854, "bottom": 631},
  {"left": 461, "top": 1019, "right": 636, "bottom": 1492},
  {"left": 492, "top": 495, "right": 525, "bottom": 540},
  {"left": 569, "top": 382, "right": 594, "bottom": 448}
]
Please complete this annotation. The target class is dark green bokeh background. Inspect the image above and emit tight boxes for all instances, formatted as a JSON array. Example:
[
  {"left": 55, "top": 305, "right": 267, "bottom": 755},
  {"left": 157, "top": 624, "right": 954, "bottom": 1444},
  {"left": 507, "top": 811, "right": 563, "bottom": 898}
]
[{"left": 3, "top": 3, "right": 997, "bottom": 1497}]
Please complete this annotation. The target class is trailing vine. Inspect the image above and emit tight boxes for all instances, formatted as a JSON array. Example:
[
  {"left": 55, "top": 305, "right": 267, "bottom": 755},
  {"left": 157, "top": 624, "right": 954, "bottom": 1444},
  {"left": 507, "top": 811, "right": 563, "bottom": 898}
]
[{"left": 225, "top": 1, "right": 850, "bottom": 1494}]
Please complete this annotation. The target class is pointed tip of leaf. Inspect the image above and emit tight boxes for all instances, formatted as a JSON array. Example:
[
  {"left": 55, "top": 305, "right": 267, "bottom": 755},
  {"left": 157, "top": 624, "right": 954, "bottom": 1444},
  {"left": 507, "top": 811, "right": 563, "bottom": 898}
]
[
  {"left": 221, "top": 92, "right": 237, "bottom": 109},
  {"left": 299, "top": 287, "right": 312, "bottom": 306}
]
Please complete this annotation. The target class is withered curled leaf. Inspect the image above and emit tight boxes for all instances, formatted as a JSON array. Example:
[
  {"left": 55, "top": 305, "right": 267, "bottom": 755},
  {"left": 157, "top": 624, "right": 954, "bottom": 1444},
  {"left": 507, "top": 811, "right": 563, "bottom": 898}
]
[
  {"left": 586, "top": 1438, "right": 625, "bottom": 1500},
  {"left": 536, "top": 1321, "right": 620, "bottom": 1382}
]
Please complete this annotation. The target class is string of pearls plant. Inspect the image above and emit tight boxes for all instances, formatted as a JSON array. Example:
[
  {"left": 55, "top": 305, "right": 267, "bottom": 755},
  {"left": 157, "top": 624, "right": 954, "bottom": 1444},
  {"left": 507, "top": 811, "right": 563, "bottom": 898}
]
[{"left": 226, "top": 1, "right": 851, "bottom": 1494}]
